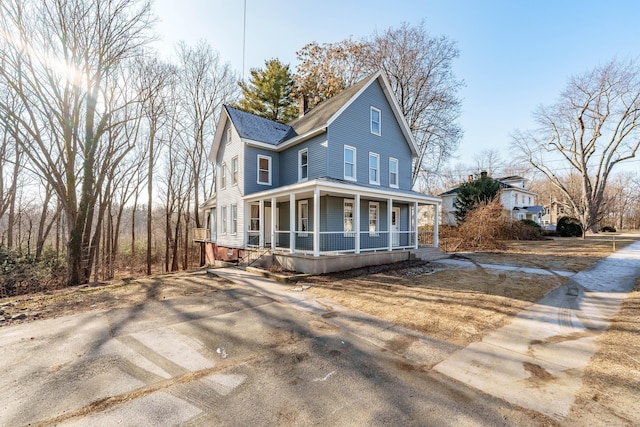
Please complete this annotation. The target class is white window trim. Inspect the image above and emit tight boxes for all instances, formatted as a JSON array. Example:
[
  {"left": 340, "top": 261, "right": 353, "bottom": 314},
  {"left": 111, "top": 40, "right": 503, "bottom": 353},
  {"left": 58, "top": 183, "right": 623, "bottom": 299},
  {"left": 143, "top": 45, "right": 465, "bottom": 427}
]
[
  {"left": 221, "top": 206, "right": 227, "bottom": 235},
  {"left": 344, "top": 145, "right": 356, "bottom": 182},
  {"left": 227, "top": 127, "right": 232, "bottom": 144},
  {"left": 220, "top": 163, "right": 227, "bottom": 190},
  {"left": 250, "top": 203, "right": 260, "bottom": 231},
  {"left": 389, "top": 157, "right": 399, "bottom": 188},
  {"left": 369, "top": 202, "right": 379, "bottom": 236},
  {"left": 257, "top": 154, "right": 272, "bottom": 185},
  {"left": 369, "top": 152, "right": 380, "bottom": 185},
  {"left": 370, "top": 106, "right": 381, "bottom": 136},
  {"left": 231, "top": 156, "right": 238, "bottom": 186},
  {"left": 231, "top": 204, "right": 238, "bottom": 235},
  {"left": 298, "top": 200, "right": 309, "bottom": 237},
  {"left": 298, "top": 148, "right": 308, "bottom": 182},
  {"left": 344, "top": 199, "right": 355, "bottom": 237}
]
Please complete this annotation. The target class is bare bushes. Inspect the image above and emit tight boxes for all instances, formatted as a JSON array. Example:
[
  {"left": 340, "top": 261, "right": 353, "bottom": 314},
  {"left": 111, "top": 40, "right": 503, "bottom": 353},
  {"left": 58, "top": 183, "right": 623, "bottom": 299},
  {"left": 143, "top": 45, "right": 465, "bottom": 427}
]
[{"left": 442, "top": 200, "right": 545, "bottom": 252}]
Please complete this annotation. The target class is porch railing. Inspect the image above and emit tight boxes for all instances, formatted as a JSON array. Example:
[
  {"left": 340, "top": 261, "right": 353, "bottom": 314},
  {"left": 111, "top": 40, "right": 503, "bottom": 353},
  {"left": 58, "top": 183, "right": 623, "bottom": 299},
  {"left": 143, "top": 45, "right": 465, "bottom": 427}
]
[{"left": 264, "top": 230, "right": 419, "bottom": 254}]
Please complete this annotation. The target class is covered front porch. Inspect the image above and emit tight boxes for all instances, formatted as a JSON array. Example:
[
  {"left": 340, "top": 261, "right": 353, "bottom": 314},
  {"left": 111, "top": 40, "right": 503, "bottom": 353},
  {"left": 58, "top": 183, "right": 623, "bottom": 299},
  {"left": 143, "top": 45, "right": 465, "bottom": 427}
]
[{"left": 243, "top": 178, "right": 439, "bottom": 256}]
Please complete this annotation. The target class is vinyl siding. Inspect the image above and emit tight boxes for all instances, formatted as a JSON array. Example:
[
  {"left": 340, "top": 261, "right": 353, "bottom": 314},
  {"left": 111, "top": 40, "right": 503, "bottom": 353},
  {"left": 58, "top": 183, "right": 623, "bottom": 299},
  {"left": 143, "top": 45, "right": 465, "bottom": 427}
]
[
  {"left": 215, "top": 122, "right": 245, "bottom": 248},
  {"left": 279, "top": 133, "right": 328, "bottom": 185},
  {"left": 327, "top": 81, "right": 413, "bottom": 190},
  {"left": 244, "top": 146, "right": 279, "bottom": 195}
]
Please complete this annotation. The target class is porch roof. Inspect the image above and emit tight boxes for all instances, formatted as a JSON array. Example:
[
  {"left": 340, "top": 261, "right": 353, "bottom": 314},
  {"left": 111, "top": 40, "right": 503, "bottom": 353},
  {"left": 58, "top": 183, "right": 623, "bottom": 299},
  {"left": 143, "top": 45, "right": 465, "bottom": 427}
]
[{"left": 243, "top": 177, "right": 441, "bottom": 205}]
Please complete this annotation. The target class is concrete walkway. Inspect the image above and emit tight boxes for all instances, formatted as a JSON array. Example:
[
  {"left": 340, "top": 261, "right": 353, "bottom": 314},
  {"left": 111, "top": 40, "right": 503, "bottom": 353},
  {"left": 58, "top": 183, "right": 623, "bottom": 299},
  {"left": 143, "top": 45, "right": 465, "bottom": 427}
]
[
  {"left": 434, "top": 258, "right": 576, "bottom": 277},
  {"left": 434, "top": 240, "right": 640, "bottom": 420}
]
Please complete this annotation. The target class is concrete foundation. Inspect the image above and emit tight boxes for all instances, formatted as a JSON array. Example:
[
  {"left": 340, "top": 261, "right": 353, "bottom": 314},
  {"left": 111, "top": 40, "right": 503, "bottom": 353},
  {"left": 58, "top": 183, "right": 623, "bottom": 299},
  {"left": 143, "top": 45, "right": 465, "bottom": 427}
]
[{"left": 272, "top": 251, "right": 411, "bottom": 275}]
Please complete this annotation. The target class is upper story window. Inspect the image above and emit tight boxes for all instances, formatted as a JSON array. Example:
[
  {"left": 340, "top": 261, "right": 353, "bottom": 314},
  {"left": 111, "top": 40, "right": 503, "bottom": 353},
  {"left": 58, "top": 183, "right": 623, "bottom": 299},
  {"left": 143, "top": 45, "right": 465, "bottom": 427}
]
[
  {"left": 220, "top": 163, "right": 227, "bottom": 189},
  {"left": 227, "top": 127, "right": 232, "bottom": 144},
  {"left": 370, "top": 106, "right": 381, "bottom": 136},
  {"left": 344, "top": 145, "right": 356, "bottom": 181},
  {"left": 299, "top": 148, "right": 308, "bottom": 182},
  {"left": 389, "top": 157, "right": 398, "bottom": 188},
  {"left": 257, "top": 155, "right": 272, "bottom": 185},
  {"left": 231, "top": 156, "right": 238, "bottom": 186},
  {"left": 369, "top": 152, "right": 380, "bottom": 185}
]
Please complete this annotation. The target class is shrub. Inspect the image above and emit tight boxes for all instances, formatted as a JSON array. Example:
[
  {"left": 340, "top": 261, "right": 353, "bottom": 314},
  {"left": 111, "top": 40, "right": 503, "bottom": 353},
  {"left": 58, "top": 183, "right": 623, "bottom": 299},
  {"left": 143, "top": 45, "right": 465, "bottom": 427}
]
[
  {"left": 453, "top": 199, "right": 509, "bottom": 251},
  {"left": 0, "top": 246, "right": 66, "bottom": 298},
  {"left": 601, "top": 226, "right": 617, "bottom": 232},
  {"left": 557, "top": 216, "right": 582, "bottom": 237},
  {"left": 510, "top": 219, "right": 544, "bottom": 240}
]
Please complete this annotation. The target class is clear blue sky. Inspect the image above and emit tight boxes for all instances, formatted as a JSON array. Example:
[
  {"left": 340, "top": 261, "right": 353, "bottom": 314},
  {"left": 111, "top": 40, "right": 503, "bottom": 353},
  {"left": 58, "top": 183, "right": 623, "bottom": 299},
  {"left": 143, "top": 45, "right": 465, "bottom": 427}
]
[{"left": 152, "top": 0, "right": 640, "bottom": 167}]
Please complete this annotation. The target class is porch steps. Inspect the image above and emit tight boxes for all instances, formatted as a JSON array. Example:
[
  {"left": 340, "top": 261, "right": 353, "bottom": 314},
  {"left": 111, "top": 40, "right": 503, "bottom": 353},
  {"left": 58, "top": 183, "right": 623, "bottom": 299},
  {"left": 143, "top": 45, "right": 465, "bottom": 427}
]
[{"left": 409, "top": 247, "right": 449, "bottom": 262}]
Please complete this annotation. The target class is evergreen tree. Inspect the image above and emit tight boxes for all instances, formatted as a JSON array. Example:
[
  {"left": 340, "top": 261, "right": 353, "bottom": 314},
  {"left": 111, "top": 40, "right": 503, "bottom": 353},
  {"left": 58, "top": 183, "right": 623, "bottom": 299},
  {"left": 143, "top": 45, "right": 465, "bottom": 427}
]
[
  {"left": 236, "top": 59, "right": 298, "bottom": 123},
  {"left": 454, "top": 174, "right": 501, "bottom": 223}
]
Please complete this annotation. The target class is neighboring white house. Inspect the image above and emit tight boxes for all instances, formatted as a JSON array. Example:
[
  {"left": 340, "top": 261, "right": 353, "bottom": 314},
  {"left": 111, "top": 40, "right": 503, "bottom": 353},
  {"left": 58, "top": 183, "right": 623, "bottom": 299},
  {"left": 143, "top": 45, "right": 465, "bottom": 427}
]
[{"left": 440, "top": 174, "right": 544, "bottom": 225}]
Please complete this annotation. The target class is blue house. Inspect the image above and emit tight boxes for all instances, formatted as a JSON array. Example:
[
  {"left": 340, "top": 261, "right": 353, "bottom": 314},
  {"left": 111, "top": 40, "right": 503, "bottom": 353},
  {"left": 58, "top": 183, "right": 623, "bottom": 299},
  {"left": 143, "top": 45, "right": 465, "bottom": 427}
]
[{"left": 195, "top": 71, "right": 441, "bottom": 274}]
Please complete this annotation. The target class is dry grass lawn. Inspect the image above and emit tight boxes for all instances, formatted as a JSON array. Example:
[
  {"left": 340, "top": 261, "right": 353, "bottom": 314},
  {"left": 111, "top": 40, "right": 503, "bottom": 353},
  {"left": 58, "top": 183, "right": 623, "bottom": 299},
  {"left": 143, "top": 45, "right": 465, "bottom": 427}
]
[{"left": 305, "top": 235, "right": 639, "bottom": 346}]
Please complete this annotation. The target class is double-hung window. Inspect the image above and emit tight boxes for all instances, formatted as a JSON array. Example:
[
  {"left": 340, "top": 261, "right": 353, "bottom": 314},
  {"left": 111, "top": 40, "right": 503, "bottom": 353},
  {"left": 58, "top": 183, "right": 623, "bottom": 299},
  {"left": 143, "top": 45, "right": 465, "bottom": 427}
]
[
  {"left": 371, "top": 106, "right": 381, "bottom": 136},
  {"left": 369, "top": 153, "right": 380, "bottom": 185},
  {"left": 250, "top": 204, "right": 260, "bottom": 231},
  {"left": 344, "top": 145, "right": 356, "bottom": 181},
  {"left": 389, "top": 157, "right": 398, "bottom": 188},
  {"left": 221, "top": 206, "right": 228, "bottom": 234},
  {"left": 344, "top": 199, "right": 354, "bottom": 237},
  {"left": 231, "top": 156, "right": 238, "bottom": 186},
  {"left": 220, "top": 163, "right": 227, "bottom": 189},
  {"left": 298, "top": 200, "right": 309, "bottom": 237},
  {"left": 257, "top": 155, "right": 272, "bottom": 185},
  {"left": 369, "top": 202, "right": 379, "bottom": 236},
  {"left": 231, "top": 204, "right": 238, "bottom": 235},
  {"left": 299, "top": 148, "right": 308, "bottom": 181}
]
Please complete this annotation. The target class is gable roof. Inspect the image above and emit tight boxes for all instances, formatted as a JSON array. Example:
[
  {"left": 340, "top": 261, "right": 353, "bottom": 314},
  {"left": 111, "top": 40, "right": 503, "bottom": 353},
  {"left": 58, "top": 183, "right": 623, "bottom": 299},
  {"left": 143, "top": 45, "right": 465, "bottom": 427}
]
[
  {"left": 224, "top": 105, "right": 295, "bottom": 145},
  {"left": 210, "top": 70, "right": 419, "bottom": 160}
]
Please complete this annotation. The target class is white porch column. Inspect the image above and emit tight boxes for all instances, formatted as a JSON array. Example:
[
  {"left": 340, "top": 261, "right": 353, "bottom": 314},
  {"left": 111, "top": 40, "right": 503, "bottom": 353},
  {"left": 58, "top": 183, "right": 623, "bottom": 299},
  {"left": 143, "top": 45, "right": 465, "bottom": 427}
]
[
  {"left": 313, "top": 187, "right": 320, "bottom": 257},
  {"left": 354, "top": 194, "right": 360, "bottom": 254},
  {"left": 388, "top": 198, "right": 393, "bottom": 251},
  {"left": 433, "top": 203, "right": 439, "bottom": 248},
  {"left": 289, "top": 193, "right": 295, "bottom": 253},
  {"left": 243, "top": 202, "right": 248, "bottom": 247},
  {"left": 259, "top": 198, "right": 264, "bottom": 248},
  {"left": 270, "top": 196, "right": 276, "bottom": 250},
  {"left": 414, "top": 201, "right": 419, "bottom": 249}
]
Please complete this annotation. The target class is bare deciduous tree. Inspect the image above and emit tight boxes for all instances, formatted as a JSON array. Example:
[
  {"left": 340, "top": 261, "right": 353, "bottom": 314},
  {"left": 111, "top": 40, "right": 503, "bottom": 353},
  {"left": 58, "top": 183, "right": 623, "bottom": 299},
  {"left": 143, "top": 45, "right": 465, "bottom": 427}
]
[
  {"left": 294, "top": 22, "right": 463, "bottom": 187},
  {"left": 514, "top": 59, "right": 640, "bottom": 237},
  {"left": 0, "top": 0, "right": 153, "bottom": 285}
]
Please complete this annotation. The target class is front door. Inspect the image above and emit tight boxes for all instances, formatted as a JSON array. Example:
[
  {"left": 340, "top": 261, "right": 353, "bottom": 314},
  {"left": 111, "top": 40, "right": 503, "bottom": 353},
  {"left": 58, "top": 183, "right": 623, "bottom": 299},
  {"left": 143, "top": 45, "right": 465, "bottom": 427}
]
[{"left": 392, "top": 207, "right": 400, "bottom": 247}]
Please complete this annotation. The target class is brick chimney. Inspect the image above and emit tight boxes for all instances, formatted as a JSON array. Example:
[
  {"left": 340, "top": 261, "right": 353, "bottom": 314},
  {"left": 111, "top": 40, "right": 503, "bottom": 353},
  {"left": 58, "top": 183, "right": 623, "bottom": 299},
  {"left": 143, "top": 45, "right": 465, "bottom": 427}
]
[{"left": 298, "top": 95, "right": 308, "bottom": 118}]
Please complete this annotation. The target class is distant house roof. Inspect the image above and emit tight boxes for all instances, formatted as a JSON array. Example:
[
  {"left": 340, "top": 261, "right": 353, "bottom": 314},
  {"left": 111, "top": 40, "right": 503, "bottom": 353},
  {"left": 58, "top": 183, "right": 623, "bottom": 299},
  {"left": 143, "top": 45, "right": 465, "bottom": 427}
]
[
  {"left": 439, "top": 175, "right": 534, "bottom": 197},
  {"left": 513, "top": 206, "right": 544, "bottom": 214}
]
